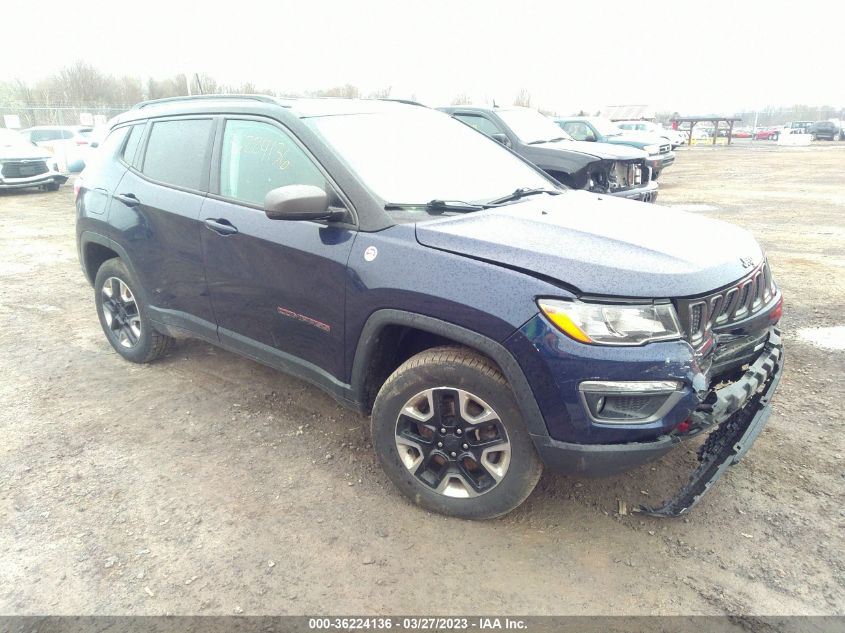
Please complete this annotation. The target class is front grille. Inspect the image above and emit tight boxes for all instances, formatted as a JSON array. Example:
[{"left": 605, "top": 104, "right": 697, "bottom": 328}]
[
  {"left": 1, "top": 160, "right": 48, "bottom": 178},
  {"left": 659, "top": 144, "right": 670, "bottom": 154},
  {"left": 676, "top": 260, "right": 777, "bottom": 348}
]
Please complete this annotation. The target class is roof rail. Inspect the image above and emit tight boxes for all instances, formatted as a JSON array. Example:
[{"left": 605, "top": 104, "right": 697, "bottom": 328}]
[
  {"left": 132, "top": 94, "right": 283, "bottom": 110},
  {"left": 377, "top": 98, "right": 427, "bottom": 108}
]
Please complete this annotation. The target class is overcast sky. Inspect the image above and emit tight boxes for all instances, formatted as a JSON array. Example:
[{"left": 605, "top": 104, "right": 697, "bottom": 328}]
[{"left": 4, "top": 0, "right": 842, "bottom": 114}]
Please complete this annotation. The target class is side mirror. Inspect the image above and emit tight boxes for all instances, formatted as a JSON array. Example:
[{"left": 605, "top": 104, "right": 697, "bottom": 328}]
[
  {"left": 490, "top": 133, "right": 510, "bottom": 146},
  {"left": 584, "top": 134, "right": 596, "bottom": 142},
  {"left": 264, "top": 185, "right": 331, "bottom": 221},
  {"left": 90, "top": 142, "right": 99, "bottom": 148}
]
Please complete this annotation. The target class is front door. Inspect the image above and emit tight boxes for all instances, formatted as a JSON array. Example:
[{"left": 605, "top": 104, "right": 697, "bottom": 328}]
[{"left": 200, "top": 117, "right": 356, "bottom": 382}]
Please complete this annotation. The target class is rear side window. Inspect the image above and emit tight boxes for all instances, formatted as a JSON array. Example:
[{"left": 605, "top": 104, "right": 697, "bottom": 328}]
[
  {"left": 453, "top": 114, "right": 503, "bottom": 138},
  {"left": 121, "top": 124, "right": 144, "bottom": 166},
  {"left": 219, "top": 119, "right": 325, "bottom": 206},
  {"left": 141, "top": 119, "right": 213, "bottom": 191}
]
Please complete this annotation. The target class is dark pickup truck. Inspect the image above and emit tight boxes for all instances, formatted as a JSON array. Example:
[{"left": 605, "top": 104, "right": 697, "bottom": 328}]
[
  {"left": 76, "top": 96, "right": 783, "bottom": 519},
  {"left": 439, "top": 106, "right": 658, "bottom": 202}
]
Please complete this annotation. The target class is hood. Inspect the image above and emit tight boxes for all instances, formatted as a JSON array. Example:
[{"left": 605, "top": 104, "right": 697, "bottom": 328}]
[
  {"left": 415, "top": 191, "right": 763, "bottom": 298},
  {"left": 0, "top": 144, "right": 52, "bottom": 161},
  {"left": 541, "top": 139, "right": 647, "bottom": 161}
]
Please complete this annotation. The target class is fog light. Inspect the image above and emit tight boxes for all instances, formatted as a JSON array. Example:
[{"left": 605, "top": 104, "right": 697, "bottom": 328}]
[{"left": 579, "top": 380, "right": 683, "bottom": 424}]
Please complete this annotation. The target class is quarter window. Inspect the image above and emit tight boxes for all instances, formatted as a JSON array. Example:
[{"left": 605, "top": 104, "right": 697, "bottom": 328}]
[
  {"left": 141, "top": 119, "right": 213, "bottom": 191},
  {"left": 219, "top": 119, "right": 325, "bottom": 206},
  {"left": 121, "top": 124, "right": 144, "bottom": 166}
]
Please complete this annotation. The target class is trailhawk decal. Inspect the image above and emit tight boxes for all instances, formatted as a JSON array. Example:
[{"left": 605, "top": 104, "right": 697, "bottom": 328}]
[{"left": 276, "top": 307, "right": 331, "bottom": 333}]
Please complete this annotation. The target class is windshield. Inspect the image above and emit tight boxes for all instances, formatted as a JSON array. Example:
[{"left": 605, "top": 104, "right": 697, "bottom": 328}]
[
  {"left": 0, "top": 129, "right": 28, "bottom": 147},
  {"left": 590, "top": 118, "right": 624, "bottom": 136},
  {"left": 306, "top": 108, "right": 553, "bottom": 209},
  {"left": 495, "top": 108, "right": 572, "bottom": 144}
]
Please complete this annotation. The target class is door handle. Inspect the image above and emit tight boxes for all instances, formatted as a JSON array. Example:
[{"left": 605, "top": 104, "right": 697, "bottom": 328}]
[
  {"left": 204, "top": 218, "right": 238, "bottom": 236},
  {"left": 114, "top": 192, "right": 140, "bottom": 207}
]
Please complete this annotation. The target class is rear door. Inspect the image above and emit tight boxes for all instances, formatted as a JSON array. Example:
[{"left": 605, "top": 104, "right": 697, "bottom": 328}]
[
  {"left": 108, "top": 116, "right": 218, "bottom": 338},
  {"left": 200, "top": 116, "right": 356, "bottom": 381}
]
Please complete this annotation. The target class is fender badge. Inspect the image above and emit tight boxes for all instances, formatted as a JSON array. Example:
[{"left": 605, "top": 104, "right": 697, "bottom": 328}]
[
  {"left": 740, "top": 256, "right": 755, "bottom": 269},
  {"left": 364, "top": 246, "right": 378, "bottom": 262}
]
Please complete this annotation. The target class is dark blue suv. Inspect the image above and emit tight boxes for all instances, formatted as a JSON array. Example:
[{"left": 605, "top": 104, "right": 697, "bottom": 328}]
[{"left": 76, "top": 95, "right": 784, "bottom": 519}]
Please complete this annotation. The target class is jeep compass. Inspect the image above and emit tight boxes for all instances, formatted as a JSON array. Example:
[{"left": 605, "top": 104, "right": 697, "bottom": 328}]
[{"left": 76, "top": 95, "right": 783, "bottom": 519}]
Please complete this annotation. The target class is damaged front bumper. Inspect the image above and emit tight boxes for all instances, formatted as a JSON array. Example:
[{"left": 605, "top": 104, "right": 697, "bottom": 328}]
[
  {"left": 531, "top": 327, "right": 784, "bottom": 517},
  {"left": 608, "top": 179, "right": 659, "bottom": 203},
  {"left": 639, "top": 327, "right": 784, "bottom": 517}
]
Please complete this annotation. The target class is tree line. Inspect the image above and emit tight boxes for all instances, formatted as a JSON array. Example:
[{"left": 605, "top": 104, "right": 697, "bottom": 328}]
[{"left": 1, "top": 61, "right": 841, "bottom": 128}]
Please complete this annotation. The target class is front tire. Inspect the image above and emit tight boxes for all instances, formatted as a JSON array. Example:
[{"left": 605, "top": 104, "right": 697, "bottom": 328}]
[
  {"left": 94, "top": 258, "right": 173, "bottom": 363},
  {"left": 371, "top": 347, "right": 542, "bottom": 519}
]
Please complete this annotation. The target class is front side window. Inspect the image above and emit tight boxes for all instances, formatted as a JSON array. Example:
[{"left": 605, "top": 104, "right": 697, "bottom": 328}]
[
  {"left": 219, "top": 119, "right": 326, "bottom": 206},
  {"left": 141, "top": 119, "right": 213, "bottom": 190},
  {"left": 562, "top": 121, "right": 595, "bottom": 142},
  {"left": 453, "top": 114, "right": 503, "bottom": 138}
]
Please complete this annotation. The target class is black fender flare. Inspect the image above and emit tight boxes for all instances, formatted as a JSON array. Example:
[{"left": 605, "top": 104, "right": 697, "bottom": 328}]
[
  {"left": 79, "top": 231, "right": 144, "bottom": 293},
  {"left": 350, "top": 309, "right": 549, "bottom": 438}
]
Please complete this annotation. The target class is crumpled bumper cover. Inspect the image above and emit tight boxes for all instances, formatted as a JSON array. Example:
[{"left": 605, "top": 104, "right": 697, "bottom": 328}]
[
  {"left": 533, "top": 328, "right": 784, "bottom": 517},
  {"left": 639, "top": 327, "right": 783, "bottom": 517}
]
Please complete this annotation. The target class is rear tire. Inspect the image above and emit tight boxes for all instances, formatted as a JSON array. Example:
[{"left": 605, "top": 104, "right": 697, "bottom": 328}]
[
  {"left": 371, "top": 346, "right": 542, "bottom": 519},
  {"left": 94, "top": 258, "right": 173, "bottom": 363}
]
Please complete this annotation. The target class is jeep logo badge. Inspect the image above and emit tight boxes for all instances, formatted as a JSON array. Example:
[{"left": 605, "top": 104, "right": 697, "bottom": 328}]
[{"left": 740, "top": 256, "right": 755, "bottom": 268}]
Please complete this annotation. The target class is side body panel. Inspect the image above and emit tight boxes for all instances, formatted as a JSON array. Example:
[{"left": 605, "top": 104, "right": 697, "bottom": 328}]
[{"left": 200, "top": 196, "right": 356, "bottom": 380}]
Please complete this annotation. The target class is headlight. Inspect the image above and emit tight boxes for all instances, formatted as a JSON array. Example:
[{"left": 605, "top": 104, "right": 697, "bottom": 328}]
[
  {"left": 538, "top": 299, "right": 682, "bottom": 346},
  {"left": 643, "top": 144, "right": 660, "bottom": 155}
]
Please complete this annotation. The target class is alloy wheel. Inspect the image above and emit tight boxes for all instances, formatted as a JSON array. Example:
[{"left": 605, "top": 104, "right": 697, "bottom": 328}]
[
  {"left": 394, "top": 387, "right": 511, "bottom": 498},
  {"left": 101, "top": 276, "right": 142, "bottom": 349}
]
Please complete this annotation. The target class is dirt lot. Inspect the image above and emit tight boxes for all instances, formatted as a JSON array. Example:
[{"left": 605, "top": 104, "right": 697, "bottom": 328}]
[{"left": 1, "top": 142, "right": 843, "bottom": 616}]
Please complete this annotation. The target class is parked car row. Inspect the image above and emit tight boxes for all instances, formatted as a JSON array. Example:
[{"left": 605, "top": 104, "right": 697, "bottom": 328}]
[
  {"left": 753, "top": 120, "right": 844, "bottom": 141},
  {"left": 73, "top": 94, "right": 783, "bottom": 519}
]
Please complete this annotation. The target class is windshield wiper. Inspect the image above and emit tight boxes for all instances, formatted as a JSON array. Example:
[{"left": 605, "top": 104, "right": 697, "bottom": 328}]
[
  {"left": 485, "top": 187, "right": 562, "bottom": 206},
  {"left": 384, "top": 199, "right": 488, "bottom": 214},
  {"left": 527, "top": 137, "right": 567, "bottom": 145}
]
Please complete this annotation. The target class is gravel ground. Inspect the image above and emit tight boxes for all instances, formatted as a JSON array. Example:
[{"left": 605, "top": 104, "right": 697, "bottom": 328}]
[{"left": 0, "top": 141, "right": 843, "bottom": 616}]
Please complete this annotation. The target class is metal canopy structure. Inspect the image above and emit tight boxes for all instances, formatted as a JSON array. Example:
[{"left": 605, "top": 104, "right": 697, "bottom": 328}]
[{"left": 671, "top": 115, "right": 744, "bottom": 145}]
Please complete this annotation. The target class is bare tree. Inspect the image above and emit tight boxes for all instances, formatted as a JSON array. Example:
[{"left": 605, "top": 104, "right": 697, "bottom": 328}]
[
  {"left": 451, "top": 93, "right": 471, "bottom": 105},
  {"left": 367, "top": 86, "right": 392, "bottom": 99},
  {"left": 308, "top": 84, "right": 361, "bottom": 98},
  {"left": 513, "top": 88, "right": 531, "bottom": 108}
]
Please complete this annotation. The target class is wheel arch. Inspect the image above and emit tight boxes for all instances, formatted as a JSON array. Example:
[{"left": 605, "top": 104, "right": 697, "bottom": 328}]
[
  {"left": 350, "top": 309, "right": 549, "bottom": 438},
  {"left": 79, "top": 232, "right": 140, "bottom": 289}
]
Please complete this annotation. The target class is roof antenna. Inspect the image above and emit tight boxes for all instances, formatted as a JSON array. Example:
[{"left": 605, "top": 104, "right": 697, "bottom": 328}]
[
  {"left": 492, "top": 98, "right": 498, "bottom": 109},
  {"left": 194, "top": 73, "right": 204, "bottom": 95}
]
